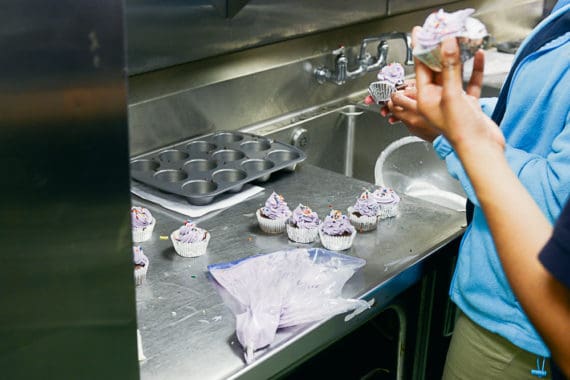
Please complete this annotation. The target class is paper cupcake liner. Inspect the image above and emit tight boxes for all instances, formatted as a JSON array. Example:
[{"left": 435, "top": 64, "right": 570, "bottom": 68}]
[
  {"left": 414, "top": 37, "right": 485, "bottom": 72},
  {"left": 132, "top": 218, "right": 156, "bottom": 243},
  {"left": 368, "top": 81, "right": 396, "bottom": 104},
  {"left": 458, "top": 37, "right": 485, "bottom": 63},
  {"left": 256, "top": 209, "right": 288, "bottom": 234},
  {"left": 286, "top": 223, "right": 319, "bottom": 243},
  {"left": 318, "top": 229, "right": 356, "bottom": 251},
  {"left": 348, "top": 210, "right": 378, "bottom": 232},
  {"left": 378, "top": 204, "right": 400, "bottom": 220},
  {"left": 413, "top": 45, "right": 444, "bottom": 72},
  {"left": 171, "top": 230, "right": 211, "bottom": 258},
  {"left": 134, "top": 265, "right": 148, "bottom": 286}
]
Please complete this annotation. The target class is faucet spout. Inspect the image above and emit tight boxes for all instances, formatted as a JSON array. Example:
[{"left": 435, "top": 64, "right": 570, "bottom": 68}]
[
  {"left": 314, "top": 32, "right": 414, "bottom": 85},
  {"left": 404, "top": 33, "right": 414, "bottom": 65}
]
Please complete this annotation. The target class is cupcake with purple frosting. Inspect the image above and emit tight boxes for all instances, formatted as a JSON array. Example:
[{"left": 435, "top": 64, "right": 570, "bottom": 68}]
[
  {"left": 348, "top": 190, "right": 380, "bottom": 232},
  {"left": 413, "top": 8, "right": 488, "bottom": 72},
  {"left": 131, "top": 206, "right": 156, "bottom": 242},
  {"left": 171, "top": 221, "right": 211, "bottom": 257},
  {"left": 368, "top": 63, "right": 407, "bottom": 104},
  {"left": 133, "top": 246, "right": 149, "bottom": 286},
  {"left": 256, "top": 191, "right": 292, "bottom": 234},
  {"left": 373, "top": 186, "right": 401, "bottom": 219},
  {"left": 319, "top": 210, "right": 357, "bottom": 251},
  {"left": 286, "top": 204, "right": 321, "bottom": 243},
  {"left": 378, "top": 62, "right": 406, "bottom": 87}
]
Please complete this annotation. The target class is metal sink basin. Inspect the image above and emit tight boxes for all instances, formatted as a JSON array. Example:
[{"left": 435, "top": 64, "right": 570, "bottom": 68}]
[
  {"left": 247, "top": 86, "right": 500, "bottom": 211},
  {"left": 251, "top": 103, "right": 461, "bottom": 210}
]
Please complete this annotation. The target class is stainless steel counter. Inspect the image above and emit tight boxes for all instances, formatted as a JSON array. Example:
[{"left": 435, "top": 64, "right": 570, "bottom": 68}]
[{"left": 134, "top": 164, "right": 466, "bottom": 380}]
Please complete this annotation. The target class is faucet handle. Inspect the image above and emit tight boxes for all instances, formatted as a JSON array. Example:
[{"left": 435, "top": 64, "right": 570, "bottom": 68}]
[
  {"left": 332, "top": 46, "right": 346, "bottom": 56},
  {"left": 361, "top": 33, "right": 414, "bottom": 67}
]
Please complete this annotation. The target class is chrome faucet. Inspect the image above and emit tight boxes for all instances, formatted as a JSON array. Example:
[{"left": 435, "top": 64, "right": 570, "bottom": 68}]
[{"left": 314, "top": 32, "right": 414, "bottom": 85}]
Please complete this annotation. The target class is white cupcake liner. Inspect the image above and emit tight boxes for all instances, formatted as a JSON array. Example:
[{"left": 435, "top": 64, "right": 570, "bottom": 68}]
[
  {"left": 256, "top": 209, "right": 288, "bottom": 234},
  {"left": 368, "top": 81, "right": 396, "bottom": 104},
  {"left": 348, "top": 208, "right": 378, "bottom": 232},
  {"left": 132, "top": 218, "right": 156, "bottom": 243},
  {"left": 286, "top": 223, "right": 319, "bottom": 243},
  {"left": 171, "top": 230, "right": 211, "bottom": 258},
  {"left": 137, "top": 329, "right": 146, "bottom": 361},
  {"left": 378, "top": 204, "right": 400, "bottom": 220},
  {"left": 318, "top": 229, "right": 356, "bottom": 251},
  {"left": 134, "top": 265, "right": 148, "bottom": 286}
]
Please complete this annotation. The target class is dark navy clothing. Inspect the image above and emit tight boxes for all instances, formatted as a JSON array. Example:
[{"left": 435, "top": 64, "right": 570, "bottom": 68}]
[
  {"left": 539, "top": 199, "right": 570, "bottom": 380},
  {"left": 540, "top": 200, "right": 570, "bottom": 289}
]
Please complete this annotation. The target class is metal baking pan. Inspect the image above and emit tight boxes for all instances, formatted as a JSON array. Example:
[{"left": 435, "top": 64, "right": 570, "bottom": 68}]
[{"left": 130, "top": 131, "right": 307, "bottom": 205}]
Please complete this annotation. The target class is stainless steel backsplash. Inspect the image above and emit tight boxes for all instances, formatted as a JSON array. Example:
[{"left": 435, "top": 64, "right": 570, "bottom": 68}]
[{"left": 127, "top": 0, "right": 543, "bottom": 156}]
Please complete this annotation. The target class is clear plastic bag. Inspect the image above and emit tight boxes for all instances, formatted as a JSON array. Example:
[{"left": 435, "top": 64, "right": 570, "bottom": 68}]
[{"left": 207, "top": 248, "right": 369, "bottom": 363}]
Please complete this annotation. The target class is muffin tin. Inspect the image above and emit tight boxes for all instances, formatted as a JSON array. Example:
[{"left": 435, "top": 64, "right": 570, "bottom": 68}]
[{"left": 130, "top": 131, "right": 306, "bottom": 205}]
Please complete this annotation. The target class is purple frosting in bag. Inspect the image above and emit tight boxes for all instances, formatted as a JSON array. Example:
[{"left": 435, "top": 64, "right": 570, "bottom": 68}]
[
  {"left": 261, "top": 192, "right": 292, "bottom": 219},
  {"left": 289, "top": 204, "right": 321, "bottom": 229},
  {"left": 131, "top": 206, "right": 154, "bottom": 228},
  {"left": 176, "top": 221, "right": 208, "bottom": 243},
  {"left": 353, "top": 190, "right": 380, "bottom": 217},
  {"left": 377, "top": 63, "right": 405, "bottom": 86},
  {"left": 321, "top": 210, "right": 355, "bottom": 236},
  {"left": 133, "top": 246, "right": 149, "bottom": 267}
]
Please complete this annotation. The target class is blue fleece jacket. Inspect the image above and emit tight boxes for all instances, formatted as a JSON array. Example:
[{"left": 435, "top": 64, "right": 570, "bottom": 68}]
[{"left": 433, "top": 4, "right": 570, "bottom": 357}]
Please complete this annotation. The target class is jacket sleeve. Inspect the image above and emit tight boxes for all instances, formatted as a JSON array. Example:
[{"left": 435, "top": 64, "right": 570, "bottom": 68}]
[
  {"left": 479, "top": 97, "right": 498, "bottom": 117},
  {"left": 433, "top": 111, "right": 570, "bottom": 221},
  {"left": 430, "top": 96, "right": 498, "bottom": 207}
]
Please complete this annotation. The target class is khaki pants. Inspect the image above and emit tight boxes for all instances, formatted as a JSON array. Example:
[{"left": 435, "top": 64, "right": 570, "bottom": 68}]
[{"left": 442, "top": 311, "right": 551, "bottom": 380}]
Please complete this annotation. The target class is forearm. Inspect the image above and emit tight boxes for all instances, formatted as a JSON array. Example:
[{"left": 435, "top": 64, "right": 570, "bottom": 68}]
[{"left": 454, "top": 139, "right": 570, "bottom": 373}]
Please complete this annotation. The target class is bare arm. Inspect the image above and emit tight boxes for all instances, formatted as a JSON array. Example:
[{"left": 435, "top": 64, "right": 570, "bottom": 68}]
[{"left": 415, "top": 37, "right": 570, "bottom": 376}]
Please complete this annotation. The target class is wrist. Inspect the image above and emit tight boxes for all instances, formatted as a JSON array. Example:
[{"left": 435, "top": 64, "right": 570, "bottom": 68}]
[
  {"left": 447, "top": 115, "right": 504, "bottom": 154},
  {"left": 454, "top": 135, "right": 504, "bottom": 162}
]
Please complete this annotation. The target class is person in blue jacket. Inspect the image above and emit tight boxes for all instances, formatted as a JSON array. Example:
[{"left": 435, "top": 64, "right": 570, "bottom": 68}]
[
  {"left": 383, "top": 2, "right": 570, "bottom": 379},
  {"left": 413, "top": 32, "right": 570, "bottom": 380}
]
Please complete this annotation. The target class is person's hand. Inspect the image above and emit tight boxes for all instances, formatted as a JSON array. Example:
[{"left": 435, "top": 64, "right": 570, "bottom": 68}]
[
  {"left": 377, "top": 26, "right": 441, "bottom": 142},
  {"left": 382, "top": 81, "right": 441, "bottom": 142},
  {"left": 415, "top": 37, "right": 504, "bottom": 150}
]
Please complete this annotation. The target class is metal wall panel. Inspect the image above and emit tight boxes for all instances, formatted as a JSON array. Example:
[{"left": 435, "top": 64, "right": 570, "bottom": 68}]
[
  {"left": 388, "top": 0, "right": 456, "bottom": 15},
  {"left": 0, "top": 1, "right": 138, "bottom": 379},
  {"left": 125, "top": 0, "right": 388, "bottom": 74},
  {"left": 126, "top": 7, "right": 420, "bottom": 155}
]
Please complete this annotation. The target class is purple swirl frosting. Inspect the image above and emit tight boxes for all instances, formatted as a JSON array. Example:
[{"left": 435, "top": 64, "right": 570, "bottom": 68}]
[
  {"left": 133, "top": 246, "right": 149, "bottom": 267},
  {"left": 321, "top": 210, "right": 355, "bottom": 236},
  {"left": 372, "top": 186, "right": 401, "bottom": 205},
  {"left": 353, "top": 190, "right": 380, "bottom": 217},
  {"left": 131, "top": 206, "right": 154, "bottom": 228},
  {"left": 176, "top": 221, "right": 208, "bottom": 243},
  {"left": 377, "top": 63, "right": 405, "bottom": 86},
  {"left": 261, "top": 191, "right": 292, "bottom": 219},
  {"left": 289, "top": 204, "right": 321, "bottom": 229},
  {"left": 416, "top": 8, "right": 474, "bottom": 49}
]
